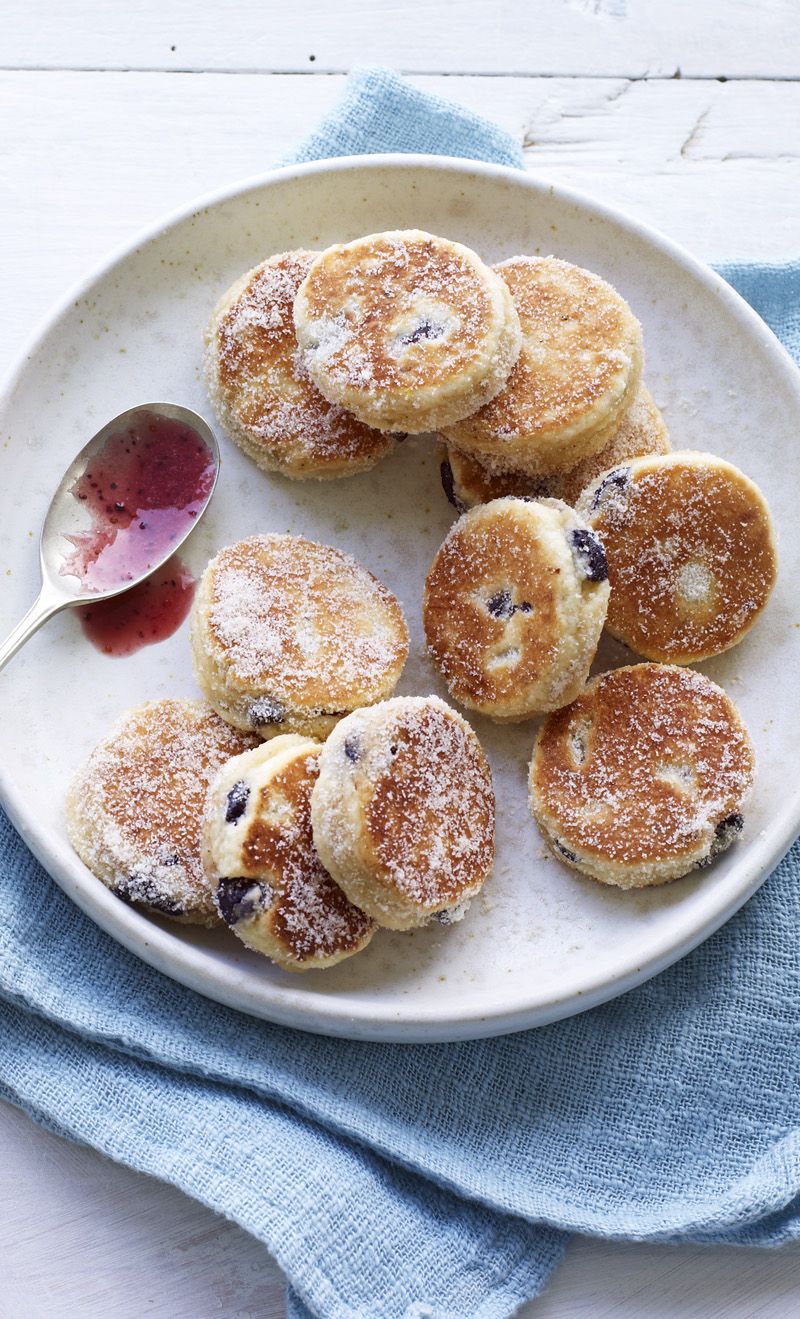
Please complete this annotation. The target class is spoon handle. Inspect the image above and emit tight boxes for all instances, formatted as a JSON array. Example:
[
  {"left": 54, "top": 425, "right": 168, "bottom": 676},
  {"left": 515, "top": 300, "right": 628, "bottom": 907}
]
[{"left": 0, "top": 589, "right": 66, "bottom": 673}]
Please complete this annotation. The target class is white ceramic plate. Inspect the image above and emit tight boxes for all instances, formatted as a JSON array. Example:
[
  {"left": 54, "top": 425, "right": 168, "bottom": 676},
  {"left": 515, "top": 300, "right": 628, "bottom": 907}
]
[{"left": 2, "top": 155, "right": 799, "bottom": 1042}]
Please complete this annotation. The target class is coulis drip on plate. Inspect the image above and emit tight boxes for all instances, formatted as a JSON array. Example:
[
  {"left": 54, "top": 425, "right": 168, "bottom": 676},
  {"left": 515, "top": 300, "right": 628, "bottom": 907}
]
[{"left": 79, "top": 556, "right": 196, "bottom": 657}]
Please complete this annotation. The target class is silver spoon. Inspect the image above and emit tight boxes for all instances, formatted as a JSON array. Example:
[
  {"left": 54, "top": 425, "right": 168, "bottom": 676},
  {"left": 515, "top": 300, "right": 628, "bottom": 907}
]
[{"left": 0, "top": 402, "right": 219, "bottom": 672}]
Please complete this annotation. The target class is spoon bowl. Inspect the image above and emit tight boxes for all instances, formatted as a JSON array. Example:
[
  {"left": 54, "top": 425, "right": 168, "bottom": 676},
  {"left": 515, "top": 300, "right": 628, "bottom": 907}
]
[{"left": 0, "top": 402, "right": 219, "bottom": 670}]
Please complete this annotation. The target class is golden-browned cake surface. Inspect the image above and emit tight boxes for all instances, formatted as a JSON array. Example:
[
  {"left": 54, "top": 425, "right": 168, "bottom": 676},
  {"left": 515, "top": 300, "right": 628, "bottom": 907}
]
[
  {"left": 66, "top": 699, "right": 258, "bottom": 924},
  {"left": 442, "top": 255, "right": 643, "bottom": 475},
  {"left": 203, "top": 737, "right": 375, "bottom": 970},
  {"left": 310, "top": 696, "right": 495, "bottom": 929},
  {"left": 190, "top": 534, "right": 409, "bottom": 739},
  {"left": 293, "top": 229, "right": 521, "bottom": 432},
  {"left": 205, "top": 250, "right": 394, "bottom": 479},
  {"left": 557, "top": 384, "right": 669, "bottom": 506},
  {"left": 424, "top": 498, "right": 609, "bottom": 719},
  {"left": 579, "top": 451, "right": 777, "bottom": 662},
  {"left": 530, "top": 664, "right": 755, "bottom": 888}
]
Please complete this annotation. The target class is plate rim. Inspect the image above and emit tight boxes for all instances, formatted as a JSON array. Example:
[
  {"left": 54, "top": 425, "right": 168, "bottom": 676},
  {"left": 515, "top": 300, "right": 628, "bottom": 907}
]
[{"left": 2, "top": 151, "right": 799, "bottom": 1043}]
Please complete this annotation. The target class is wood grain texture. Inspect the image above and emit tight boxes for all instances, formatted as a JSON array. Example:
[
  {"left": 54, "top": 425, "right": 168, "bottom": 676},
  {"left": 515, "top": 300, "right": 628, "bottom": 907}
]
[
  {"left": 2, "top": 1097, "right": 799, "bottom": 1317},
  {"left": 1, "top": 0, "right": 798, "bottom": 76},
  {"left": 2, "top": 71, "right": 800, "bottom": 364},
  {"left": 0, "top": 1099, "right": 287, "bottom": 1318}
]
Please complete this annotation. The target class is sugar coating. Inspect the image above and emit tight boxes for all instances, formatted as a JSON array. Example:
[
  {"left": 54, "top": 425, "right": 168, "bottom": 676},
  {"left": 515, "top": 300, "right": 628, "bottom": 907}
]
[
  {"left": 205, "top": 250, "right": 394, "bottom": 480},
  {"left": 310, "top": 696, "right": 495, "bottom": 930},
  {"left": 202, "top": 737, "right": 374, "bottom": 971},
  {"left": 530, "top": 664, "right": 755, "bottom": 888},
  {"left": 578, "top": 451, "right": 778, "bottom": 662},
  {"left": 554, "top": 384, "right": 669, "bottom": 506},
  {"left": 66, "top": 700, "right": 258, "bottom": 924},
  {"left": 442, "top": 255, "right": 644, "bottom": 476},
  {"left": 190, "top": 534, "right": 409, "bottom": 739},
  {"left": 424, "top": 497, "right": 610, "bottom": 719},
  {"left": 439, "top": 385, "right": 667, "bottom": 515},
  {"left": 293, "top": 229, "right": 522, "bottom": 433}
]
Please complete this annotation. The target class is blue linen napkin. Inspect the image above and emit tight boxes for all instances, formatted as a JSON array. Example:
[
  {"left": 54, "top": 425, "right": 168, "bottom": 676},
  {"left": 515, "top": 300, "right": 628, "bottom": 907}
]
[{"left": 2, "top": 67, "right": 800, "bottom": 1319}]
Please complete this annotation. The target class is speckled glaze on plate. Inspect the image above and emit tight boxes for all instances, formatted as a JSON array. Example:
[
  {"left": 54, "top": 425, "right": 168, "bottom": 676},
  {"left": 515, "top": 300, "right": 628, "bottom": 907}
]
[{"left": 1, "top": 155, "right": 799, "bottom": 1042}]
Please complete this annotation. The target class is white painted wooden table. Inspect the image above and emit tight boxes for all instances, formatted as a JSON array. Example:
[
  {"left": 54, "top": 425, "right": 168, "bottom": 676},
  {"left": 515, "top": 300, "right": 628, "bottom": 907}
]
[{"left": 2, "top": 3, "right": 799, "bottom": 1314}]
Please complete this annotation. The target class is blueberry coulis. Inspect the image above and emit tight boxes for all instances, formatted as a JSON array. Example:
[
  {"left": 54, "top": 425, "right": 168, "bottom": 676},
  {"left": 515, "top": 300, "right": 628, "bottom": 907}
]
[
  {"left": 66, "top": 410, "right": 215, "bottom": 656},
  {"left": 78, "top": 557, "right": 196, "bottom": 657}
]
